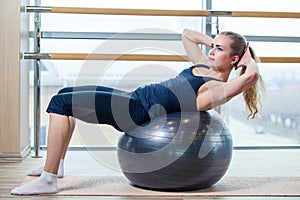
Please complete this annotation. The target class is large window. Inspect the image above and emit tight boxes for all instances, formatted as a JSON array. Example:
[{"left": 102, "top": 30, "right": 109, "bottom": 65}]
[
  {"left": 29, "top": 0, "right": 300, "bottom": 147},
  {"left": 211, "top": 0, "right": 300, "bottom": 146},
  {"left": 226, "top": 64, "right": 300, "bottom": 146}
]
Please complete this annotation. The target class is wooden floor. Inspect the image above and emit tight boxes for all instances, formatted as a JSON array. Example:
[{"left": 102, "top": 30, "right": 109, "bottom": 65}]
[{"left": 1, "top": 149, "right": 300, "bottom": 200}]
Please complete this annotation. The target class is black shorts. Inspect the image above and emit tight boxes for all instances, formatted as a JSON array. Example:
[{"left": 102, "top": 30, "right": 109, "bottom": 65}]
[{"left": 46, "top": 85, "right": 150, "bottom": 132}]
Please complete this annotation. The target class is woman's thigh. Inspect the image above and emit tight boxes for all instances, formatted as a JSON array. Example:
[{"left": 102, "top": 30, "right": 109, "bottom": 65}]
[
  {"left": 47, "top": 89, "right": 149, "bottom": 132},
  {"left": 94, "top": 92, "right": 150, "bottom": 132},
  {"left": 57, "top": 85, "right": 127, "bottom": 95}
]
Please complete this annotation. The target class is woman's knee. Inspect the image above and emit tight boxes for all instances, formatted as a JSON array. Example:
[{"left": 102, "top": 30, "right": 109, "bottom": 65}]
[
  {"left": 47, "top": 94, "right": 73, "bottom": 116},
  {"left": 57, "top": 87, "right": 74, "bottom": 94}
]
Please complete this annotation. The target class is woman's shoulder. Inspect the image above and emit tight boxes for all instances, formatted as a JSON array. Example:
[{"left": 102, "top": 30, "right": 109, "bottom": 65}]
[{"left": 179, "top": 64, "right": 209, "bottom": 76}]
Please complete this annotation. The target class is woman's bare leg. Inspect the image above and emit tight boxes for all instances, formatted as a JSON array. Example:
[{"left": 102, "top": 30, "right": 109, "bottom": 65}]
[
  {"left": 61, "top": 117, "right": 75, "bottom": 159},
  {"left": 43, "top": 113, "right": 71, "bottom": 174},
  {"left": 27, "top": 117, "right": 75, "bottom": 178},
  {"left": 11, "top": 113, "right": 71, "bottom": 195},
  {"left": 55, "top": 117, "right": 75, "bottom": 177}
]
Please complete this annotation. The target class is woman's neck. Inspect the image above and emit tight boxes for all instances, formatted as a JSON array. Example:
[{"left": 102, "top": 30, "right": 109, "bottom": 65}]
[
  {"left": 206, "top": 68, "right": 231, "bottom": 82},
  {"left": 218, "top": 71, "right": 231, "bottom": 82}
]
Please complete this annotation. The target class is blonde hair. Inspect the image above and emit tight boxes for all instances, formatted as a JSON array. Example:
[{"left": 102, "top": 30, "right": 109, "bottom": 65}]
[
  {"left": 220, "top": 31, "right": 265, "bottom": 119},
  {"left": 239, "top": 47, "right": 265, "bottom": 119}
]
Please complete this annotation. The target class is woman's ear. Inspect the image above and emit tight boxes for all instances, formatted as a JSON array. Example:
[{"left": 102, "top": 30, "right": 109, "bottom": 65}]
[{"left": 231, "top": 55, "right": 240, "bottom": 67}]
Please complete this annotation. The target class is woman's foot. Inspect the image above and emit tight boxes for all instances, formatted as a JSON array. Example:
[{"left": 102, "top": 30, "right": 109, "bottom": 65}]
[{"left": 11, "top": 171, "right": 58, "bottom": 195}]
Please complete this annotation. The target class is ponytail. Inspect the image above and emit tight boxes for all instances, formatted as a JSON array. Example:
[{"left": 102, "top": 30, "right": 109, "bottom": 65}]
[{"left": 239, "top": 47, "right": 265, "bottom": 119}]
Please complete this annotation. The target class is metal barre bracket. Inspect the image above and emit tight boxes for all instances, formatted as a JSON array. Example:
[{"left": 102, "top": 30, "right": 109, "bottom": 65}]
[
  {"left": 25, "top": 5, "right": 52, "bottom": 13},
  {"left": 23, "top": 53, "right": 51, "bottom": 59},
  {"left": 209, "top": 11, "right": 232, "bottom": 17}
]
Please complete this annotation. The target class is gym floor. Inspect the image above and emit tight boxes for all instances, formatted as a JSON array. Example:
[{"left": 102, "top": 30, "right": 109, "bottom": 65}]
[{"left": 1, "top": 149, "right": 300, "bottom": 199}]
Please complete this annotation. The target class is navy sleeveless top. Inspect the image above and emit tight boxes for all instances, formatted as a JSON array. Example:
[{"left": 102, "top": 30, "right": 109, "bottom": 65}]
[{"left": 133, "top": 64, "right": 218, "bottom": 118}]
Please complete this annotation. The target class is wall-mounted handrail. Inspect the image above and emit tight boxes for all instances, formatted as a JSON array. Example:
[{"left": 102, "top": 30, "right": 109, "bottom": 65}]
[
  {"left": 259, "top": 57, "right": 300, "bottom": 63},
  {"left": 25, "top": 6, "right": 300, "bottom": 18},
  {"left": 24, "top": 53, "right": 188, "bottom": 62},
  {"left": 31, "top": 31, "right": 300, "bottom": 43},
  {"left": 23, "top": 53, "right": 300, "bottom": 63},
  {"left": 25, "top": 6, "right": 209, "bottom": 16}
]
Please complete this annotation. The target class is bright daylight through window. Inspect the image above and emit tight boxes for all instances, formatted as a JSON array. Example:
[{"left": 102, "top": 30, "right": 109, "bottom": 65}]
[{"left": 28, "top": 0, "right": 300, "bottom": 148}]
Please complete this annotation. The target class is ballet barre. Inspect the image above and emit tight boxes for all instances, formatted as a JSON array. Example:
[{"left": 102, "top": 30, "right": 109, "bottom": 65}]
[
  {"left": 25, "top": 6, "right": 300, "bottom": 18},
  {"left": 23, "top": 53, "right": 300, "bottom": 63}
]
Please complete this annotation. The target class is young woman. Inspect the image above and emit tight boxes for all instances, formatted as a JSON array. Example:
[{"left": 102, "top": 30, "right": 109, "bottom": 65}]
[{"left": 11, "top": 28, "right": 263, "bottom": 195}]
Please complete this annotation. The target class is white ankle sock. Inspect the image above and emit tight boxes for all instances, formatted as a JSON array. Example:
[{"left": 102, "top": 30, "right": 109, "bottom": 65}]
[
  {"left": 11, "top": 171, "right": 58, "bottom": 195},
  {"left": 27, "top": 159, "right": 64, "bottom": 178},
  {"left": 58, "top": 159, "right": 64, "bottom": 178}
]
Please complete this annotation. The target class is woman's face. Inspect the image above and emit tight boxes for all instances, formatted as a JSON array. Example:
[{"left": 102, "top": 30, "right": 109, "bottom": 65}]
[{"left": 207, "top": 34, "right": 237, "bottom": 72}]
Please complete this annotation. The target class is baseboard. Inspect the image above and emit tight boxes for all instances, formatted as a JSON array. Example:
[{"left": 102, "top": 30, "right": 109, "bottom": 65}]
[{"left": 0, "top": 144, "right": 31, "bottom": 162}]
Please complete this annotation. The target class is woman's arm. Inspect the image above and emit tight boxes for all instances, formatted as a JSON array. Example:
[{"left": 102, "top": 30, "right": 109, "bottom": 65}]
[
  {"left": 182, "top": 29, "right": 213, "bottom": 65},
  {"left": 196, "top": 58, "right": 259, "bottom": 111}
]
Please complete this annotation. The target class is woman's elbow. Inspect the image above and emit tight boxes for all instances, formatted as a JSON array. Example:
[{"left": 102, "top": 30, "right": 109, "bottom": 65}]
[
  {"left": 182, "top": 28, "right": 189, "bottom": 35},
  {"left": 182, "top": 28, "right": 191, "bottom": 39},
  {"left": 197, "top": 106, "right": 209, "bottom": 112},
  {"left": 196, "top": 101, "right": 212, "bottom": 112}
]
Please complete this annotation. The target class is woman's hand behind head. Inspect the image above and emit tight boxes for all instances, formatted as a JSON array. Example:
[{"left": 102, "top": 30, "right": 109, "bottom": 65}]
[{"left": 235, "top": 42, "right": 251, "bottom": 70}]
